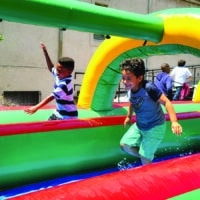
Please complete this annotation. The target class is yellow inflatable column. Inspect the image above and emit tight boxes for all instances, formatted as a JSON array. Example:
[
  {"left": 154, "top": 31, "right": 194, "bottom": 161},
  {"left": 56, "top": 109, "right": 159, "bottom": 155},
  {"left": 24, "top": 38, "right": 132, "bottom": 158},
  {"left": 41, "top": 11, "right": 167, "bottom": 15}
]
[{"left": 192, "top": 81, "right": 200, "bottom": 103}]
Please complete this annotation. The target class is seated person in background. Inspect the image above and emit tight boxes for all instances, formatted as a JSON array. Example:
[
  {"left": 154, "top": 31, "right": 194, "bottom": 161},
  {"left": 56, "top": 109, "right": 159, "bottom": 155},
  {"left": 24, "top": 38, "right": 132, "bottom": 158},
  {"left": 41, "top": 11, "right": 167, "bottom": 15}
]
[{"left": 154, "top": 63, "right": 173, "bottom": 100}]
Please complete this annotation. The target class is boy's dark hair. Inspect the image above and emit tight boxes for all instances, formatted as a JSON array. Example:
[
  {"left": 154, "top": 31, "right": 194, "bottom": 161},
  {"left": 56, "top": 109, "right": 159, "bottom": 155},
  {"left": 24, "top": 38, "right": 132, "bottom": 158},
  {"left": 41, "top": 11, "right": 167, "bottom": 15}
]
[
  {"left": 58, "top": 57, "right": 74, "bottom": 71},
  {"left": 120, "top": 58, "right": 145, "bottom": 77},
  {"left": 178, "top": 59, "right": 186, "bottom": 67}
]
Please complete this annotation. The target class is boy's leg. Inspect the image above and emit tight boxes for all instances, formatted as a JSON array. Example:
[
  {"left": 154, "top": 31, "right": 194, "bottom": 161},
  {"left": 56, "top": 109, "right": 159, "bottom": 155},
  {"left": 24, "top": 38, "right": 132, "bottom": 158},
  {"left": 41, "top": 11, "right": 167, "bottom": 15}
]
[
  {"left": 139, "top": 122, "right": 166, "bottom": 163},
  {"left": 140, "top": 156, "right": 152, "bottom": 165},
  {"left": 121, "top": 144, "right": 152, "bottom": 165},
  {"left": 120, "top": 144, "right": 140, "bottom": 158},
  {"left": 120, "top": 123, "right": 141, "bottom": 158},
  {"left": 173, "top": 86, "right": 182, "bottom": 100},
  {"left": 48, "top": 113, "right": 62, "bottom": 120}
]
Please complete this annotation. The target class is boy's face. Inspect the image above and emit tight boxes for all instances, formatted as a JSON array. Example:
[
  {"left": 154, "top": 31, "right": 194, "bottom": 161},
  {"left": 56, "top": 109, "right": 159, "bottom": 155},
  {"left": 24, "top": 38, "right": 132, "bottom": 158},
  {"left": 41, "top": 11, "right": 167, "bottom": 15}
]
[
  {"left": 56, "top": 63, "right": 71, "bottom": 80},
  {"left": 121, "top": 69, "right": 143, "bottom": 91}
]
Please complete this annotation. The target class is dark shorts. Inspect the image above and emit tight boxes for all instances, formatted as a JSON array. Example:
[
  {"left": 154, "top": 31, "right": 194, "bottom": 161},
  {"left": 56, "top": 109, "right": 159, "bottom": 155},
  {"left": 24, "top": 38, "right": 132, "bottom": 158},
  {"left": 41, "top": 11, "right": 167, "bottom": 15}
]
[{"left": 48, "top": 113, "right": 62, "bottom": 120}]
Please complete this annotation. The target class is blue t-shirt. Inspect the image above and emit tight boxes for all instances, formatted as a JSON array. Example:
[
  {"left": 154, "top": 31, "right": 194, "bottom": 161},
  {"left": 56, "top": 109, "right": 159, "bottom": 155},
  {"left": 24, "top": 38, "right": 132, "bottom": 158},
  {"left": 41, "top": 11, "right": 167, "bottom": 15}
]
[{"left": 128, "top": 81, "right": 165, "bottom": 130}]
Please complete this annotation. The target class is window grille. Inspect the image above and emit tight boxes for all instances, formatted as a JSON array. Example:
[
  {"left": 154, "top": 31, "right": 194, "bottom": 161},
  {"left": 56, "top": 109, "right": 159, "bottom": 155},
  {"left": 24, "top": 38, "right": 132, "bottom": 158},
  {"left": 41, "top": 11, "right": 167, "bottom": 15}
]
[{"left": 3, "top": 91, "right": 41, "bottom": 106}]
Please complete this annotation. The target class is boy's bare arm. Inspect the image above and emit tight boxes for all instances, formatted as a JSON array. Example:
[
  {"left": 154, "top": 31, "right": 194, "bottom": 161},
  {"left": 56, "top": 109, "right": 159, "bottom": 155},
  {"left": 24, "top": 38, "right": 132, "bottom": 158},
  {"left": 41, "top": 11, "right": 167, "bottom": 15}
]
[
  {"left": 160, "top": 94, "right": 182, "bottom": 135},
  {"left": 40, "top": 42, "right": 54, "bottom": 72},
  {"left": 24, "top": 95, "right": 54, "bottom": 114},
  {"left": 124, "top": 103, "right": 134, "bottom": 127}
]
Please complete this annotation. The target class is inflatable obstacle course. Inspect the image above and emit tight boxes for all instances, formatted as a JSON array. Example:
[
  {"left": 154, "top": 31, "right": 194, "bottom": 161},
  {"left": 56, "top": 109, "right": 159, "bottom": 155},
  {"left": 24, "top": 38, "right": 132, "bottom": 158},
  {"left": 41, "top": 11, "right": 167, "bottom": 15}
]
[
  {"left": 0, "top": 0, "right": 200, "bottom": 198},
  {"left": 0, "top": 103, "right": 200, "bottom": 191}
]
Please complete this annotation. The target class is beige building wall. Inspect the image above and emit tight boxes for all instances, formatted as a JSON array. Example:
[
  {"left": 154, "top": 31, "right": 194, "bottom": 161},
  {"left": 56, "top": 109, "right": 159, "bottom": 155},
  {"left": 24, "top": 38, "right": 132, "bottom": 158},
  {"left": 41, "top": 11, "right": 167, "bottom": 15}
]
[{"left": 0, "top": 0, "right": 199, "bottom": 105}]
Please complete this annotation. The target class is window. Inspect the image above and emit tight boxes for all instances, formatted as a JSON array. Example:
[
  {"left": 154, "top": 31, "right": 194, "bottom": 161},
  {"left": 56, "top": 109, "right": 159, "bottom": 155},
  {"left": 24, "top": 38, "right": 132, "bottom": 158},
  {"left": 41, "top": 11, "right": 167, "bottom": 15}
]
[
  {"left": 93, "top": 2, "right": 108, "bottom": 41},
  {"left": 3, "top": 91, "right": 41, "bottom": 106}
]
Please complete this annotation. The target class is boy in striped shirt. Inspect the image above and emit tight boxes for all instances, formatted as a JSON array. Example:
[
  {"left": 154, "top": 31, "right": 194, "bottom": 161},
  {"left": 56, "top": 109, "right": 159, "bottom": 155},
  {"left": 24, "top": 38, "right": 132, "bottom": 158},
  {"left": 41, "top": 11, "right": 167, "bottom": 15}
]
[{"left": 25, "top": 43, "right": 78, "bottom": 120}]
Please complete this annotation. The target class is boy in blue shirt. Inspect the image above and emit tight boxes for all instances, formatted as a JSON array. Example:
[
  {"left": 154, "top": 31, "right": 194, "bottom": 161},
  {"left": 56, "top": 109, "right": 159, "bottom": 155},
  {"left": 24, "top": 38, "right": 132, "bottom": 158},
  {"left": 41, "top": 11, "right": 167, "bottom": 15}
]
[{"left": 120, "top": 58, "right": 182, "bottom": 165}]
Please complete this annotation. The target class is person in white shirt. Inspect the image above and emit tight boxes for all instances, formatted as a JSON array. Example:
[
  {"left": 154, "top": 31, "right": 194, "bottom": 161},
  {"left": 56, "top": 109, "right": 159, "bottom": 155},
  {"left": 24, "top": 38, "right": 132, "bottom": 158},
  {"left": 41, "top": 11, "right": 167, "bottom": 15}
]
[{"left": 170, "top": 60, "right": 192, "bottom": 100}]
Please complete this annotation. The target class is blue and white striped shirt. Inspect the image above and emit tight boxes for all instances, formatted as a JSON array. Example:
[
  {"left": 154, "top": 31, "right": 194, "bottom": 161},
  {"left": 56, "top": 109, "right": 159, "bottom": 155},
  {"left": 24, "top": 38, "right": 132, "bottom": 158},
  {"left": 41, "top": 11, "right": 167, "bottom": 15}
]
[{"left": 52, "top": 68, "right": 78, "bottom": 119}]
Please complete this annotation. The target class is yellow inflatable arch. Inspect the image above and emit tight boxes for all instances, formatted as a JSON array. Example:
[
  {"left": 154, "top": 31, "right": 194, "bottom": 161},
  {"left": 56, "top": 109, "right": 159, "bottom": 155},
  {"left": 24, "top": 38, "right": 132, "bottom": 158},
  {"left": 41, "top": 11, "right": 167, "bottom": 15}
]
[{"left": 78, "top": 8, "right": 200, "bottom": 111}]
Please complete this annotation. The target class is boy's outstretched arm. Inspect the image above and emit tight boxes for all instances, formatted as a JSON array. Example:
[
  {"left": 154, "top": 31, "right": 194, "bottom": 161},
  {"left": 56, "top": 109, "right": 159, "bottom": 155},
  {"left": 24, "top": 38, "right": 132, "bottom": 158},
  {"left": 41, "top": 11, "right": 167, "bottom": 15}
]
[
  {"left": 40, "top": 42, "right": 54, "bottom": 72},
  {"left": 24, "top": 95, "right": 54, "bottom": 115},
  {"left": 160, "top": 94, "right": 182, "bottom": 135},
  {"left": 124, "top": 103, "right": 134, "bottom": 127}
]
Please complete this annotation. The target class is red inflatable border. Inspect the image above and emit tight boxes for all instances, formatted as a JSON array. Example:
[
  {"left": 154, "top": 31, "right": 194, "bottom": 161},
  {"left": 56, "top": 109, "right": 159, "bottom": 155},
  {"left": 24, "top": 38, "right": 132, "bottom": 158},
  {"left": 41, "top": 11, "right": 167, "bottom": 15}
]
[
  {"left": 10, "top": 153, "right": 200, "bottom": 200},
  {"left": 0, "top": 112, "right": 200, "bottom": 136}
]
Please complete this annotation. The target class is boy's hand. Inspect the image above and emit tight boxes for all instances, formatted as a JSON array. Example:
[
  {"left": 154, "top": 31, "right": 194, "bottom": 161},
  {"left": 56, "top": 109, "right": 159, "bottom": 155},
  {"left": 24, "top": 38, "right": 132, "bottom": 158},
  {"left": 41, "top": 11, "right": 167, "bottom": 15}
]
[
  {"left": 124, "top": 116, "right": 132, "bottom": 127},
  {"left": 171, "top": 121, "right": 182, "bottom": 135},
  {"left": 24, "top": 106, "right": 38, "bottom": 115},
  {"left": 40, "top": 42, "right": 46, "bottom": 50}
]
